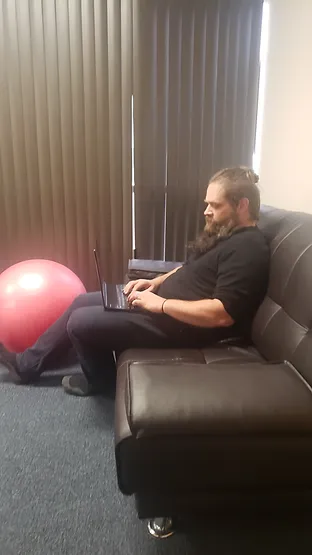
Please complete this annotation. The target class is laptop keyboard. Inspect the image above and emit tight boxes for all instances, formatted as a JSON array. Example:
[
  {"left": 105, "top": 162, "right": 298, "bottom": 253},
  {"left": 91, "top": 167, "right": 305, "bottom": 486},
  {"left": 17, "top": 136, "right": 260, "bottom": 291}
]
[{"left": 116, "top": 284, "right": 127, "bottom": 308}]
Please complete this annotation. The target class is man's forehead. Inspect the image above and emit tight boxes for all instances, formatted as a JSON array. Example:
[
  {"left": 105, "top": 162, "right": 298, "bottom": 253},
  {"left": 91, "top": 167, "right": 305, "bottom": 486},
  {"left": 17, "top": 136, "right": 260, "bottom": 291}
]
[{"left": 205, "top": 182, "right": 225, "bottom": 203}]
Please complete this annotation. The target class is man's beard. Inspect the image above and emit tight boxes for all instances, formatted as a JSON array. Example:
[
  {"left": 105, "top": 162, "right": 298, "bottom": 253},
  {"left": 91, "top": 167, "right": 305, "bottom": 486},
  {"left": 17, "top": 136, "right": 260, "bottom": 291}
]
[{"left": 187, "top": 214, "right": 240, "bottom": 259}]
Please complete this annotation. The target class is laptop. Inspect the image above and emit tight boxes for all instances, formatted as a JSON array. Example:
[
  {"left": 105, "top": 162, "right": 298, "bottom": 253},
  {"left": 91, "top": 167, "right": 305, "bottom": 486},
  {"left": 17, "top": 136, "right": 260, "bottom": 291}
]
[{"left": 93, "top": 249, "right": 131, "bottom": 311}]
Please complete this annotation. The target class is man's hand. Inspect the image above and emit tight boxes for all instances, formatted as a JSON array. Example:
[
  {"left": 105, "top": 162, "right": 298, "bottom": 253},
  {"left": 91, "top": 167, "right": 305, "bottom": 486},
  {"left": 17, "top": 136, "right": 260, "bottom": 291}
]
[
  {"left": 123, "top": 278, "right": 158, "bottom": 296},
  {"left": 127, "top": 289, "right": 165, "bottom": 313}
]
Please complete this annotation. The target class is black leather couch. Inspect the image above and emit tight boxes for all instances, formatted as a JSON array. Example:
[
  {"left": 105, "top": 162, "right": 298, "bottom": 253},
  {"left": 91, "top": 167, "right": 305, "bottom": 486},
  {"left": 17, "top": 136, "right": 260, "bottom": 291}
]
[{"left": 115, "top": 206, "right": 312, "bottom": 531}]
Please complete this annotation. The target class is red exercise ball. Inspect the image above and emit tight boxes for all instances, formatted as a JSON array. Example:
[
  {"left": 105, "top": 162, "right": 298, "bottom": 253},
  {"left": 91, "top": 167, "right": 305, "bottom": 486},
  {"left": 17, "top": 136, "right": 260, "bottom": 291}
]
[{"left": 0, "top": 259, "right": 86, "bottom": 353}]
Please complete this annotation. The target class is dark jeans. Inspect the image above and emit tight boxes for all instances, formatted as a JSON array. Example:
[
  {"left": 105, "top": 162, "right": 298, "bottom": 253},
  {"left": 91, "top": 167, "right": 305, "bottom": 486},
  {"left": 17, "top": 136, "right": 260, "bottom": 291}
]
[{"left": 16, "top": 292, "right": 227, "bottom": 384}]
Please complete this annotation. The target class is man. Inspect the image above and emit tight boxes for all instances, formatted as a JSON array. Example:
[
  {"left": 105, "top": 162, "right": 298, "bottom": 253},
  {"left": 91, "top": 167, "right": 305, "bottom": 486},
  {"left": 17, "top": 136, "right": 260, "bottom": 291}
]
[{"left": 0, "top": 166, "right": 270, "bottom": 396}]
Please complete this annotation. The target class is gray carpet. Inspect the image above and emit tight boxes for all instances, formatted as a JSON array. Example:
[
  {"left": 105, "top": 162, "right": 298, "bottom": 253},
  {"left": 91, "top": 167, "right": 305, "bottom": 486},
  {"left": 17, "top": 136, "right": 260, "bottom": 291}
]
[{"left": 1, "top": 364, "right": 312, "bottom": 555}]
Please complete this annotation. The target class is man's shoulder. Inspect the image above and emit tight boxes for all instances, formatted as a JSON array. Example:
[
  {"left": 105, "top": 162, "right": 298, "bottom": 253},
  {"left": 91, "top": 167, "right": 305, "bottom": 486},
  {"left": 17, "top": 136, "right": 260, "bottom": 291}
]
[
  {"left": 217, "top": 227, "right": 269, "bottom": 260},
  {"left": 224, "top": 226, "right": 268, "bottom": 248},
  {"left": 187, "top": 227, "right": 269, "bottom": 267}
]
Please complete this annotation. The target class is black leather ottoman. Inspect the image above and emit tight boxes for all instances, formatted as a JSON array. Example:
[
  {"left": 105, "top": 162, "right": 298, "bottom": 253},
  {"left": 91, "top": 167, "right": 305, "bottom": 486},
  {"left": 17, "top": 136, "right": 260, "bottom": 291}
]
[{"left": 115, "top": 356, "right": 312, "bottom": 520}]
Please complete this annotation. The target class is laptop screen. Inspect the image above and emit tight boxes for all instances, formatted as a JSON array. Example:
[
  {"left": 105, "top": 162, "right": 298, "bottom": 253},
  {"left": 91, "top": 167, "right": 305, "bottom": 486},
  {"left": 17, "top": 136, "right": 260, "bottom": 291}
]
[{"left": 93, "top": 249, "right": 106, "bottom": 308}]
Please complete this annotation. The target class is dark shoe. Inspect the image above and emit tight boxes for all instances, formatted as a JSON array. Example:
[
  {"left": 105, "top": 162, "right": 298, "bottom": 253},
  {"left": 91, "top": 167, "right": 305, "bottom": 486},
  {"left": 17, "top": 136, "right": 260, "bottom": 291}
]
[
  {"left": 0, "top": 344, "right": 22, "bottom": 383},
  {"left": 62, "top": 374, "right": 96, "bottom": 397},
  {"left": 0, "top": 344, "right": 37, "bottom": 384}
]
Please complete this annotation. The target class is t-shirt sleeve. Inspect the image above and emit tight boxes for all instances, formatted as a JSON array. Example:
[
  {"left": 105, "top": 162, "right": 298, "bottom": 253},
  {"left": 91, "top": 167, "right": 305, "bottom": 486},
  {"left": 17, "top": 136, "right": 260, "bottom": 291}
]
[{"left": 213, "top": 239, "right": 267, "bottom": 322}]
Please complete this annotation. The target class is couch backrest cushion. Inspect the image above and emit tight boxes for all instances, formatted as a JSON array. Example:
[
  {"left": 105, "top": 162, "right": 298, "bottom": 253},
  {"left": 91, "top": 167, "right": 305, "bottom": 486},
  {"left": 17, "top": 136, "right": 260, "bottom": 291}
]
[{"left": 252, "top": 205, "right": 312, "bottom": 386}]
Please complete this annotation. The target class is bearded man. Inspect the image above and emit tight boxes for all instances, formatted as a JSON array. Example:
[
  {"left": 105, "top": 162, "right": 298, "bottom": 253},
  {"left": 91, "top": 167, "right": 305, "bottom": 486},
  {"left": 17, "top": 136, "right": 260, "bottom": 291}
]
[{"left": 0, "top": 167, "right": 270, "bottom": 396}]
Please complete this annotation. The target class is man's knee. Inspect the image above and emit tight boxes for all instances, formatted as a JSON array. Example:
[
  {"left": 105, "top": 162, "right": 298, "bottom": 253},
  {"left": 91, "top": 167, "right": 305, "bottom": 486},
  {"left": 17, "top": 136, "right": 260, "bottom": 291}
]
[
  {"left": 66, "top": 306, "right": 128, "bottom": 348},
  {"left": 70, "top": 293, "right": 89, "bottom": 311},
  {"left": 67, "top": 307, "right": 87, "bottom": 339},
  {"left": 67, "top": 305, "right": 109, "bottom": 340}
]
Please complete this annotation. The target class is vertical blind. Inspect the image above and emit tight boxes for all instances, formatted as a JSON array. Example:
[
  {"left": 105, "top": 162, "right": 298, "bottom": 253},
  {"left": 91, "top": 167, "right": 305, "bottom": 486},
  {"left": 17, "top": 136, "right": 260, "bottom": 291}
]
[
  {"left": 133, "top": 0, "right": 263, "bottom": 262},
  {"left": 0, "top": 0, "right": 133, "bottom": 288}
]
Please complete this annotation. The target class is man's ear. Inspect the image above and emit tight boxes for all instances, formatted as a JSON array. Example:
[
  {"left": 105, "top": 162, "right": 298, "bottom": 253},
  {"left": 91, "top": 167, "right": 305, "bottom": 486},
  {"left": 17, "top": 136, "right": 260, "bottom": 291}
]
[{"left": 238, "top": 197, "right": 249, "bottom": 214}]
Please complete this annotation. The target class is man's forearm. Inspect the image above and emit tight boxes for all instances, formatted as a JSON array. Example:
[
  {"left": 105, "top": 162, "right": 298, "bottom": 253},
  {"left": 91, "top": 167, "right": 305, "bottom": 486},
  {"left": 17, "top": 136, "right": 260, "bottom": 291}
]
[
  {"left": 162, "top": 298, "right": 234, "bottom": 328},
  {"left": 152, "top": 266, "right": 182, "bottom": 288}
]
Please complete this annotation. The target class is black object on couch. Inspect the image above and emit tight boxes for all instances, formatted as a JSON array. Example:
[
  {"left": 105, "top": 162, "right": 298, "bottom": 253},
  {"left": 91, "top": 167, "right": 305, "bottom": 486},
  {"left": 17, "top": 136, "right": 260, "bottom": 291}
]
[{"left": 115, "top": 206, "right": 312, "bottom": 534}]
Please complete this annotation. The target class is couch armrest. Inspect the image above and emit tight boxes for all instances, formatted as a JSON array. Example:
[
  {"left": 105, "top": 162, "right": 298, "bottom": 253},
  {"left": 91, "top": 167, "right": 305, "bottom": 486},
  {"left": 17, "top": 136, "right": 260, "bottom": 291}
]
[
  {"left": 127, "top": 258, "right": 182, "bottom": 280},
  {"left": 124, "top": 361, "right": 312, "bottom": 438}
]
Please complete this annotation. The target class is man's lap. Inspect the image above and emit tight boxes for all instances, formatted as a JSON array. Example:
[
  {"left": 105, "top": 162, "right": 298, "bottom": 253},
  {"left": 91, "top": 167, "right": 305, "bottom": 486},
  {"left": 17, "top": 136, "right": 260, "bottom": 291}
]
[{"left": 67, "top": 305, "right": 224, "bottom": 351}]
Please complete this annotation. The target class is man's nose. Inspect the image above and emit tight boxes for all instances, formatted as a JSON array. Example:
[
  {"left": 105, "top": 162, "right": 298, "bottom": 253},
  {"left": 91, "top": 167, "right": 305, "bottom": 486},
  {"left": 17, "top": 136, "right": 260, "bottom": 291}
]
[{"left": 204, "top": 205, "right": 213, "bottom": 217}]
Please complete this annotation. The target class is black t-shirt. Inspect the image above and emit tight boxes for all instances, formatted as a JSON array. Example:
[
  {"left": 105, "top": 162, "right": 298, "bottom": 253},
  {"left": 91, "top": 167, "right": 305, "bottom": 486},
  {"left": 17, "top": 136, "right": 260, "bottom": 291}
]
[{"left": 158, "top": 226, "right": 270, "bottom": 330}]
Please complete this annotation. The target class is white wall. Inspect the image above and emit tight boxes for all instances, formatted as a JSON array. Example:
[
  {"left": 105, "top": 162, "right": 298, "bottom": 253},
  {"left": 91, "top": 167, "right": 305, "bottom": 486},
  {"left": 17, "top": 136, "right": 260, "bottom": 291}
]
[{"left": 259, "top": 0, "right": 312, "bottom": 212}]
